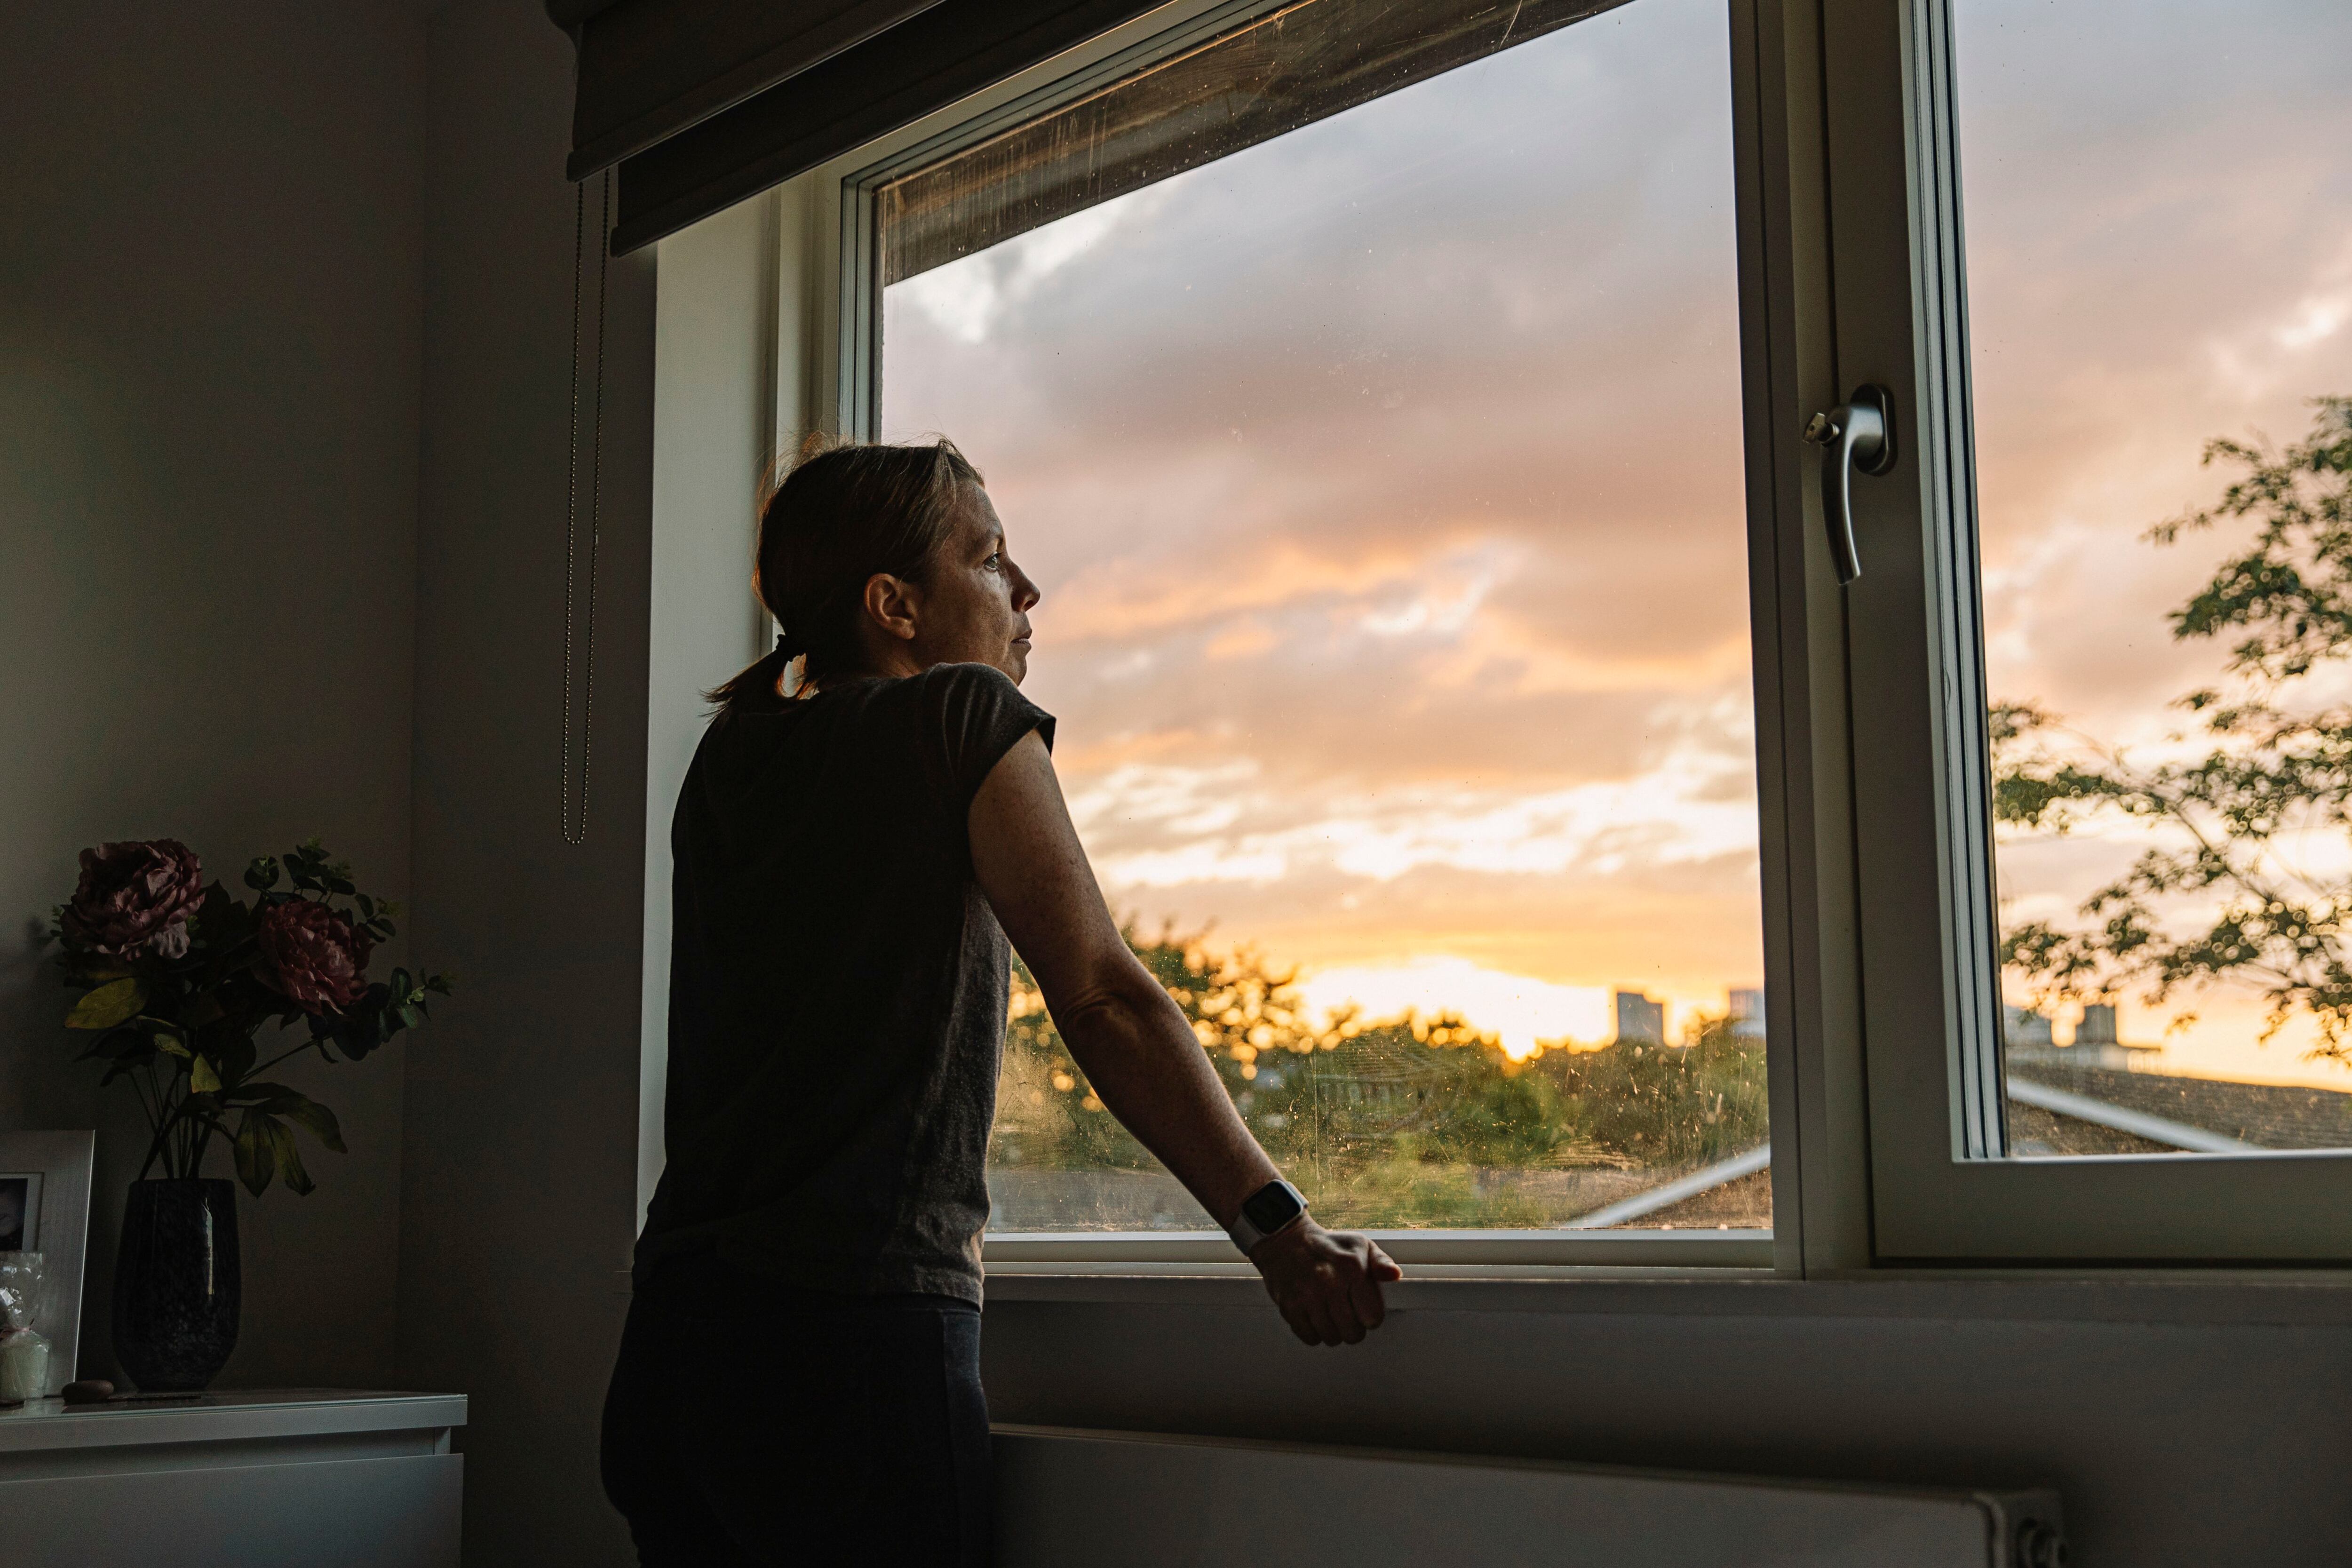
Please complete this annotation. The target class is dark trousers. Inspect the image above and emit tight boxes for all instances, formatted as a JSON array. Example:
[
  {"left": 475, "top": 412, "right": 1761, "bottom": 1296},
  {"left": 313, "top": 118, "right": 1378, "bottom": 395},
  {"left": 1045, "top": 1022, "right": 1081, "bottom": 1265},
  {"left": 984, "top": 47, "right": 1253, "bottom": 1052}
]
[{"left": 601, "top": 1252, "right": 991, "bottom": 1566}]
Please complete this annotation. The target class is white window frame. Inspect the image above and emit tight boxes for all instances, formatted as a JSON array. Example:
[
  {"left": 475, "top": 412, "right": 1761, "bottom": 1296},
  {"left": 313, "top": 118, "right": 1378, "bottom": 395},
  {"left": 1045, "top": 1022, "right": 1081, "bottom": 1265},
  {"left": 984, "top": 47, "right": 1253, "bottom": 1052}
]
[
  {"left": 688, "top": 0, "right": 2352, "bottom": 1278},
  {"left": 1811, "top": 0, "right": 2352, "bottom": 1266}
]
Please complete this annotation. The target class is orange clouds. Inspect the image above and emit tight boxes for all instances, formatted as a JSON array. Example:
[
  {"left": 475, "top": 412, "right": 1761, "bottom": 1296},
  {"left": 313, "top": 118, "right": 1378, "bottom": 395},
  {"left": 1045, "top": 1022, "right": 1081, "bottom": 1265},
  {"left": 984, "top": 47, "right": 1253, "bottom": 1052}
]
[{"left": 882, "top": 0, "right": 1758, "bottom": 1025}]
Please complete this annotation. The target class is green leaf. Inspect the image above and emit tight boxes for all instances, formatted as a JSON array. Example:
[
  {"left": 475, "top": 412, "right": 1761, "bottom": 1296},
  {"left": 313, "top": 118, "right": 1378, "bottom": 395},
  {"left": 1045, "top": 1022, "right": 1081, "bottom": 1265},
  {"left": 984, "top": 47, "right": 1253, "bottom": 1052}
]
[
  {"left": 67, "top": 978, "right": 147, "bottom": 1030},
  {"left": 150, "top": 1027, "right": 191, "bottom": 1058},
  {"left": 244, "top": 856, "right": 281, "bottom": 891},
  {"left": 189, "top": 1055, "right": 222, "bottom": 1094},
  {"left": 266, "top": 1115, "right": 315, "bottom": 1195},
  {"left": 263, "top": 1091, "right": 346, "bottom": 1154},
  {"left": 233, "top": 1111, "right": 276, "bottom": 1196}
]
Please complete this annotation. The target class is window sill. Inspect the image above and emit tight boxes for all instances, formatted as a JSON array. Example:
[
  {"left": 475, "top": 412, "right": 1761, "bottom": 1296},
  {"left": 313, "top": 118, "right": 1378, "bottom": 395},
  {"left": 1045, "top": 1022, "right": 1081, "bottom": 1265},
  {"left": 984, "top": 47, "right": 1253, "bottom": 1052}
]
[
  {"left": 984, "top": 1258, "right": 2352, "bottom": 1321},
  {"left": 982, "top": 1229, "right": 1773, "bottom": 1268}
]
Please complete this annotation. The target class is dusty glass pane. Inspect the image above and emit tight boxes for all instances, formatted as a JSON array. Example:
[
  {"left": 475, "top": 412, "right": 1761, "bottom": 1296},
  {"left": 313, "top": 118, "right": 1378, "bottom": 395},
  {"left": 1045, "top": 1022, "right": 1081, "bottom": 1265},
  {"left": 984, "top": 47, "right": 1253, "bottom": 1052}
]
[
  {"left": 1960, "top": 0, "right": 2352, "bottom": 1155},
  {"left": 879, "top": 0, "right": 1767, "bottom": 1229}
]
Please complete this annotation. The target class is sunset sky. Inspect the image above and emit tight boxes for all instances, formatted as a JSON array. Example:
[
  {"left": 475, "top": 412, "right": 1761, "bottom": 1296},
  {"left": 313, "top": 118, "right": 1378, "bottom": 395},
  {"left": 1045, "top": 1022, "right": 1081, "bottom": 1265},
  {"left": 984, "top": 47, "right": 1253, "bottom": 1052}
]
[{"left": 881, "top": 0, "right": 2352, "bottom": 1090}]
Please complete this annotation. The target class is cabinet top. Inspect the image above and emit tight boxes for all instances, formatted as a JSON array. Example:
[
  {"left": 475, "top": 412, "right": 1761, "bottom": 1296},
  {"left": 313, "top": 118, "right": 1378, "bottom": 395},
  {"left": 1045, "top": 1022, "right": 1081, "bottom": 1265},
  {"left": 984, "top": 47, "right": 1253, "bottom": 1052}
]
[{"left": 0, "top": 1388, "right": 467, "bottom": 1453}]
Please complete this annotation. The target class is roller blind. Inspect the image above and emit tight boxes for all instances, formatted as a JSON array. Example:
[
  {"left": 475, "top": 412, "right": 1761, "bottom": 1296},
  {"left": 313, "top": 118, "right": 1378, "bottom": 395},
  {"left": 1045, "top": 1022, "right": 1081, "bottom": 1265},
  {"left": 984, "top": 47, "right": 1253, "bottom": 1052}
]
[
  {"left": 558, "top": 1, "right": 942, "bottom": 180},
  {"left": 552, "top": 0, "right": 1168, "bottom": 254}
]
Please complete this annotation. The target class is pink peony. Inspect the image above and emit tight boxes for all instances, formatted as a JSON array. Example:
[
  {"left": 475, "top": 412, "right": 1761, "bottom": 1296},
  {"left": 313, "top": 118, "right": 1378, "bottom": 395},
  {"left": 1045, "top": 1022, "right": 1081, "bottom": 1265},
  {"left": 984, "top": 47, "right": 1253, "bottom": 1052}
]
[
  {"left": 62, "top": 840, "right": 206, "bottom": 959},
  {"left": 258, "top": 900, "right": 373, "bottom": 1015}
]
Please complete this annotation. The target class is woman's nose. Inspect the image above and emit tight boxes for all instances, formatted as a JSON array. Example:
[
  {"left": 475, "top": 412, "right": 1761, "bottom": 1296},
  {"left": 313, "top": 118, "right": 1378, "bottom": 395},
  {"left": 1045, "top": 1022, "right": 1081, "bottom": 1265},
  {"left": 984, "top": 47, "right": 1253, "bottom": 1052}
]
[{"left": 1011, "top": 562, "right": 1041, "bottom": 610}]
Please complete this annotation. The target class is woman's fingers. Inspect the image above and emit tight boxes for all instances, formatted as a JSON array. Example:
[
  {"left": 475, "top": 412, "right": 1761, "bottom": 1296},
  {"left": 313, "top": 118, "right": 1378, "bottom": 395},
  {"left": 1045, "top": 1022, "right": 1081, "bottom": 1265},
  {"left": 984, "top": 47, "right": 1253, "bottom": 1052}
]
[
  {"left": 1252, "top": 1222, "right": 1405, "bottom": 1346},
  {"left": 1345, "top": 1261, "right": 1387, "bottom": 1335},
  {"left": 1300, "top": 1285, "right": 1345, "bottom": 1346}
]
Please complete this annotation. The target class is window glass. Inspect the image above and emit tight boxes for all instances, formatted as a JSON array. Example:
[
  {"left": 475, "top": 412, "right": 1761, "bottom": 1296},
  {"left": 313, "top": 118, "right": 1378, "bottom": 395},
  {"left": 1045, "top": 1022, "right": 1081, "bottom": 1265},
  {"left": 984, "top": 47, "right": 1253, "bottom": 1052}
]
[
  {"left": 1960, "top": 0, "right": 2352, "bottom": 1156},
  {"left": 879, "top": 0, "right": 1767, "bottom": 1229}
]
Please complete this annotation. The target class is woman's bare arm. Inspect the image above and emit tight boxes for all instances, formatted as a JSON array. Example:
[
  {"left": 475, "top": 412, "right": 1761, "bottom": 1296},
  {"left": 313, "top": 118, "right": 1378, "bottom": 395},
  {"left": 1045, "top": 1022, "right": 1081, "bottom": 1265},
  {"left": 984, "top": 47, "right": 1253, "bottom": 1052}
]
[{"left": 970, "top": 730, "right": 1399, "bottom": 1345}]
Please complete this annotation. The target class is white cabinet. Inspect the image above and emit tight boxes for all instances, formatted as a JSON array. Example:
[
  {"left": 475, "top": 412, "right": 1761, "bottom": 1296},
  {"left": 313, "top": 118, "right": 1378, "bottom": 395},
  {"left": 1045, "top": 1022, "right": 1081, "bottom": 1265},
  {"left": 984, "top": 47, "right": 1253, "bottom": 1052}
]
[{"left": 0, "top": 1389, "right": 465, "bottom": 1567}]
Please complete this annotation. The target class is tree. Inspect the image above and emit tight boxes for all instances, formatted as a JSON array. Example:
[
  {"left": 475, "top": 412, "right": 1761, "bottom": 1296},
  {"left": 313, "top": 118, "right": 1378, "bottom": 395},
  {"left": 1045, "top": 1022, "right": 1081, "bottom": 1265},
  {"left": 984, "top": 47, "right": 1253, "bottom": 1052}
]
[
  {"left": 990, "top": 923, "right": 1769, "bottom": 1226},
  {"left": 1994, "top": 397, "right": 2352, "bottom": 1054}
]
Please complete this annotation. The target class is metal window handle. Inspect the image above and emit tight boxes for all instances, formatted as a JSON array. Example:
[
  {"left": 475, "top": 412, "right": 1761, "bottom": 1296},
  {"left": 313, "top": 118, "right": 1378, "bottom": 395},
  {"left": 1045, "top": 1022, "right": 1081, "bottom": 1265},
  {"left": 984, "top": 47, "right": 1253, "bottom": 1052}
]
[{"left": 1803, "top": 385, "right": 1896, "bottom": 585}]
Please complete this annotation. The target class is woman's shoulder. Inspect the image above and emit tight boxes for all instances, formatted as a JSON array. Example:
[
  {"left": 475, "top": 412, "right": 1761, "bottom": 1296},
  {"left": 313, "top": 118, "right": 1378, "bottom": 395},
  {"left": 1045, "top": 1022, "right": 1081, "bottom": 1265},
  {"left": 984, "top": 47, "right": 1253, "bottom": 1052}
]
[{"left": 906, "top": 660, "right": 1025, "bottom": 703}]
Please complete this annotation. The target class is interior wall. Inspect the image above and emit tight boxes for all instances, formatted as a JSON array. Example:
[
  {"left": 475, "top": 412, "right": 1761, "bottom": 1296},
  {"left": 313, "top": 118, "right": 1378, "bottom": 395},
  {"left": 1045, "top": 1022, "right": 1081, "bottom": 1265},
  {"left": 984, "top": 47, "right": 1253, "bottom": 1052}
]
[
  {"left": 0, "top": 0, "right": 428, "bottom": 1391},
  {"left": 638, "top": 190, "right": 776, "bottom": 1231},
  {"left": 401, "top": 0, "right": 653, "bottom": 1560},
  {"left": 984, "top": 1281, "right": 2352, "bottom": 1567}
]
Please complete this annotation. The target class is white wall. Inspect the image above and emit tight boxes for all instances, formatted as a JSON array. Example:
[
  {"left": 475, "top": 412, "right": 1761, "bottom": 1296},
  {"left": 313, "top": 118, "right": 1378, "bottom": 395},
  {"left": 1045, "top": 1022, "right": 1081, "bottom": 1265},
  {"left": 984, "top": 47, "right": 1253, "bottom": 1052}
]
[
  {"left": 984, "top": 1278, "right": 2352, "bottom": 1565},
  {"left": 398, "top": 0, "right": 652, "bottom": 1560},
  {"left": 0, "top": 0, "right": 427, "bottom": 1392},
  {"left": 638, "top": 190, "right": 777, "bottom": 1230}
]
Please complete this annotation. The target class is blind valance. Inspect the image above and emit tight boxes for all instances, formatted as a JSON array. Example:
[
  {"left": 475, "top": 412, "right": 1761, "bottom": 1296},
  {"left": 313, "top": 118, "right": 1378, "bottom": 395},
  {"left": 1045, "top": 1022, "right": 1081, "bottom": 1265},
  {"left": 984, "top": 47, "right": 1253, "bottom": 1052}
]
[{"left": 551, "top": 0, "right": 1166, "bottom": 254}]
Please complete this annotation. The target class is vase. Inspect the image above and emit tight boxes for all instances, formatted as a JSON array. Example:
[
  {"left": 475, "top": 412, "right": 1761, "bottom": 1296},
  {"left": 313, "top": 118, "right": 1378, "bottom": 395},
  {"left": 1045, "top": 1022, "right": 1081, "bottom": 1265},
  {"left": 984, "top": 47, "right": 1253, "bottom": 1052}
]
[{"left": 112, "top": 1178, "right": 239, "bottom": 1393}]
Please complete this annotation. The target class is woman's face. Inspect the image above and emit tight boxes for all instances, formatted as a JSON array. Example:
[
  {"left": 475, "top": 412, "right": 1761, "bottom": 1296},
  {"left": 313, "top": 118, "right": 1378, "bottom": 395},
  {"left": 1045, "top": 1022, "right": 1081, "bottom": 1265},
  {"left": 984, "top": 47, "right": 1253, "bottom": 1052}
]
[{"left": 902, "top": 485, "right": 1041, "bottom": 684}]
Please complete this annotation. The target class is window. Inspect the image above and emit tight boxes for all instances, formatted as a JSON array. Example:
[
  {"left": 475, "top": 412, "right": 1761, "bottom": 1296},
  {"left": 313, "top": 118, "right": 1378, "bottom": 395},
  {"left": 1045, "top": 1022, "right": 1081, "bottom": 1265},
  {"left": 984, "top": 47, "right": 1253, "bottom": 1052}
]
[
  {"left": 738, "top": 0, "right": 2352, "bottom": 1267},
  {"left": 1819, "top": 0, "right": 2352, "bottom": 1260},
  {"left": 1963, "top": 0, "right": 2352, "bottom": 1157},
  {"left": 852, "top": 0, "right": 1775, "bottom": 1248}
]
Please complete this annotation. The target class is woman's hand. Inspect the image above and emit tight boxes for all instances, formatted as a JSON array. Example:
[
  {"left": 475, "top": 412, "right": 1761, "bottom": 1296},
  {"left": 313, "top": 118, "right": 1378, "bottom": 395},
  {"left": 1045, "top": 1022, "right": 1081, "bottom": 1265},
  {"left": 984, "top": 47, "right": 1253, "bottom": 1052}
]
[{"left": 1249, "top": 1220, "right": 1403, "bottom": 1346}]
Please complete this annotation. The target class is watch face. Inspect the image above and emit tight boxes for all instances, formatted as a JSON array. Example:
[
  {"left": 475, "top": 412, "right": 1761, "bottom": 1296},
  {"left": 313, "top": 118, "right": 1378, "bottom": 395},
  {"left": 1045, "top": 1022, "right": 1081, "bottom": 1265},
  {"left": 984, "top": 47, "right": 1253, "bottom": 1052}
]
[{"left": 1241, "top": 1181, "right": 1304, "bottom": 1235}]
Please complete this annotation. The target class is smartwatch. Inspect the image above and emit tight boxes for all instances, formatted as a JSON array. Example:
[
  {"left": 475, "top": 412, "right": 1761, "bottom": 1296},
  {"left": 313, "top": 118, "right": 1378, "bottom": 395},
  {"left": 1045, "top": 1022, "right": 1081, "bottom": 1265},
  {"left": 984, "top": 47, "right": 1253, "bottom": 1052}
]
[{"left": 1227, "top": 1178, "right": 1308, "bottom": 1254}]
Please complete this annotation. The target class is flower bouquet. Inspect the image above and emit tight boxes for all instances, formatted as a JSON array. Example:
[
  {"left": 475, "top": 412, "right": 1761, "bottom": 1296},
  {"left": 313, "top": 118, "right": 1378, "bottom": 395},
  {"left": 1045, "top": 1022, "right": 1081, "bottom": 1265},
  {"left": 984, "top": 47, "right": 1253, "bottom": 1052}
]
[{"left": 51, "top": 838, "right": 451, "bottom": 1196}]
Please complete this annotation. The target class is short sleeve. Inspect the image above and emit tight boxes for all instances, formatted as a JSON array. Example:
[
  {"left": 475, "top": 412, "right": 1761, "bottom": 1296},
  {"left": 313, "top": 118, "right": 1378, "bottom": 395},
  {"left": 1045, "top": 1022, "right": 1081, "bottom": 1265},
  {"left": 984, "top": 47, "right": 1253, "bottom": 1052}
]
[{"left": 914, "top": 663, "right": 1056, "bottom": 813}]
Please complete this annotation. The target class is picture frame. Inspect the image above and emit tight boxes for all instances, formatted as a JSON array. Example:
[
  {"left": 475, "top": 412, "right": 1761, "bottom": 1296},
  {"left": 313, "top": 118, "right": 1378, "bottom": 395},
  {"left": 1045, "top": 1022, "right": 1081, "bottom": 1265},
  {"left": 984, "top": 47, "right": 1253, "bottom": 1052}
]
[{"left": 0, "top": 1130, "right": 95, "bottom": 1396}]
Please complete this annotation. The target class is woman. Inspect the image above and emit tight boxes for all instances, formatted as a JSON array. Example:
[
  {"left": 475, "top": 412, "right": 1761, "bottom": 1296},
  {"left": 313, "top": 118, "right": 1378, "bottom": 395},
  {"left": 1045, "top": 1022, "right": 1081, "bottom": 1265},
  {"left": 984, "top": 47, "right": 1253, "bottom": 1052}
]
[{"left": 601, "top": 438, "right": 1400, "bottom": 1565}]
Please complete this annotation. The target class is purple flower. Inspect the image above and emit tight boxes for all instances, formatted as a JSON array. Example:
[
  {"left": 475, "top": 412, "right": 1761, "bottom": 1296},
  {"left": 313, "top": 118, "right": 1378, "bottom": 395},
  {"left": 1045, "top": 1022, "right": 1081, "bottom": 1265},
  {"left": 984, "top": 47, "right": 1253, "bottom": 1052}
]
[
  {"left": 61, "top": 840, "right": 206, "bottom": 960},
  {"left": 259, "top": 900, "right": 373, "bottom": 1015}
]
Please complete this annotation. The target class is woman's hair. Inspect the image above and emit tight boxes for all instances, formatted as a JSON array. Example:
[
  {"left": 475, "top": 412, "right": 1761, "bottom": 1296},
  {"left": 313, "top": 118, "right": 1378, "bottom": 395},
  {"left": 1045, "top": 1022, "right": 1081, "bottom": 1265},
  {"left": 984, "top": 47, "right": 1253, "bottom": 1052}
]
[{"left": 706, "top": 433, "right": 985, "bottom": 716}]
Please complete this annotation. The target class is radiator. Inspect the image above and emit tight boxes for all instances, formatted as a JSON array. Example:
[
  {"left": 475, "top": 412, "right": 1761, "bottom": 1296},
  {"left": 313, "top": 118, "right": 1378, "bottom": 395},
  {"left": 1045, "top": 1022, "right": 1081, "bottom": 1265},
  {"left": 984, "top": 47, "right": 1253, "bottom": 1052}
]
[{"left": 993, "top": 1424, "right": 2065, "bottom": 1568}]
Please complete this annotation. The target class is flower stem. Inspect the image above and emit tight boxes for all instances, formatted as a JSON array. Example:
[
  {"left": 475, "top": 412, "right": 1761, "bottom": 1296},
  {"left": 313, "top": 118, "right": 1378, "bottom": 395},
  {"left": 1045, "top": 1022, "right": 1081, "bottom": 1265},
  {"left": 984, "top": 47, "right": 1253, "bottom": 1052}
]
[{"left": 247, "top": 1037, "right": 323, "bottom": 1079}]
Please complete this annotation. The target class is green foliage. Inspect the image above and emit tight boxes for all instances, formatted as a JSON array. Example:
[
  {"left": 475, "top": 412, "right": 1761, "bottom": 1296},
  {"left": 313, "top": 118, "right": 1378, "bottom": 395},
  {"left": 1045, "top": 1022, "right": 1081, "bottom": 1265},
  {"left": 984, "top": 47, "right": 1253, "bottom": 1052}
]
[
  {"left": 54, "top": 840, "right": 452, "bottom": 1196},
  {"left": 1994, "top": 397, "right": 2352, "bottom": 1052},
  {"left": 993, "top": 927, "right": 1768, "bottom": 1226}
]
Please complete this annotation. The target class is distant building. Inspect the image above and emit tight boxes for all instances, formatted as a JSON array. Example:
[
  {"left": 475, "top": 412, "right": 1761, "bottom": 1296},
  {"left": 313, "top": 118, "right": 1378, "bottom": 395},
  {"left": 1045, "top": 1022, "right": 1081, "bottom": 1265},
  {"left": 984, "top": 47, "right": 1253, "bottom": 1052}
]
[
  {"left": 1613, "top": 989, "right": 1664, "bottom": 1046},
  {"left": 1728, "top": 987, "right": 1765, "bottom": 1040},
  {"left": 2006, "top": 1000, "right": 2160, "bottom": 1072}
]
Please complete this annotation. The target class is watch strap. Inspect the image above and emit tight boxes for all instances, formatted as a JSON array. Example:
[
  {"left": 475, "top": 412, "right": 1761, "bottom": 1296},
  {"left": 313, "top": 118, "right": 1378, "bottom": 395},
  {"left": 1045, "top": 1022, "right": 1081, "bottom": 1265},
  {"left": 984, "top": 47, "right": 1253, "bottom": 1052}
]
[{"left": 1227, "top": 1178, "right": 1308, "bottom": 1253}]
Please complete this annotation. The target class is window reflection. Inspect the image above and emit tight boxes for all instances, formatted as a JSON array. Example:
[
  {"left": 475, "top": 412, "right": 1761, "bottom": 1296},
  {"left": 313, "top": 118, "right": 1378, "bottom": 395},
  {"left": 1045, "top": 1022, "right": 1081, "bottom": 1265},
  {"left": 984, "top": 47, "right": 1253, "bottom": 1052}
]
[{"left": 1960, "top": 0, "right": 2352, "bottom": 1154}]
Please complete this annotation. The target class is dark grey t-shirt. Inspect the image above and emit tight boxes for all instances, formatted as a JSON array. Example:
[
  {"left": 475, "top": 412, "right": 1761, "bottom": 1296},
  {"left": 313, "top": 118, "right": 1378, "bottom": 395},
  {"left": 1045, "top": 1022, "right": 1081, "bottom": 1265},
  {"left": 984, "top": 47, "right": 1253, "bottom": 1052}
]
[{"left": 636, "top": 662, "right": 1054, "bottom": 1304}]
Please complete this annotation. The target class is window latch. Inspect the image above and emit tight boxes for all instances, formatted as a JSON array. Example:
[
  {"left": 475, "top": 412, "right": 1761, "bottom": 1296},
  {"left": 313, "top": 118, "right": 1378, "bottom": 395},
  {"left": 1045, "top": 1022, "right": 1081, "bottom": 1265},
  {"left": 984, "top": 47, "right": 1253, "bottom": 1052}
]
[{"left": 1802, "top": 385, "right": 1896, "bottom": 585}]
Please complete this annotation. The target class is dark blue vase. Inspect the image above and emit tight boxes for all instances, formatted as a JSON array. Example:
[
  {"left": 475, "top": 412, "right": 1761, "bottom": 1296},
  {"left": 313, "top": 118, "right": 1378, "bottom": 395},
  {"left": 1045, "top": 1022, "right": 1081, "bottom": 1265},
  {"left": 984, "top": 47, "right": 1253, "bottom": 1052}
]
[{"left": 113, "top": 1179, "right": 239, "bottom": 1392}]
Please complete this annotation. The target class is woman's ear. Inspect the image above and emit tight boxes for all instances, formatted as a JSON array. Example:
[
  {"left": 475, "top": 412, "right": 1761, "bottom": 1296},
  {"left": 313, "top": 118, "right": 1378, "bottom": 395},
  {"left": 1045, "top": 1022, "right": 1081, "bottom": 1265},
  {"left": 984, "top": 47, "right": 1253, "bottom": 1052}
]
[{"left": 862, "top": 571, "right": 923, "bottom": 644}]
